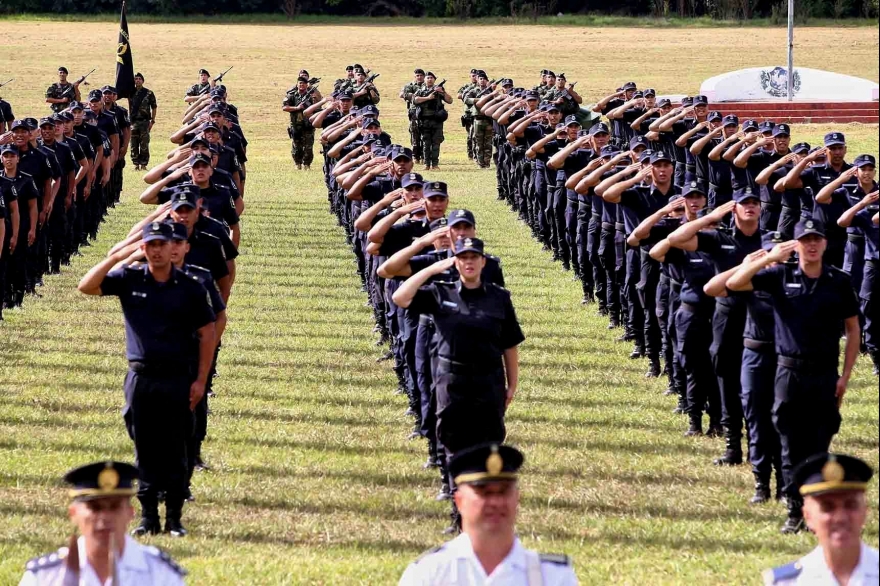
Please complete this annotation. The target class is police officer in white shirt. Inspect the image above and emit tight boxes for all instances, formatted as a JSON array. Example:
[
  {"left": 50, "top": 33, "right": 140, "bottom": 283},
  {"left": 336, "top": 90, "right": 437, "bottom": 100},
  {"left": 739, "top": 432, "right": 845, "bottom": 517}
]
[
  {"left": 399, "top": 443, "right": 579, "bottom": 586},
  {"left": 763, "top": 453, "right": 879, "bottom": 585},
  {"left": 19, "top": 461, "right": 186, "bottom": 586}
]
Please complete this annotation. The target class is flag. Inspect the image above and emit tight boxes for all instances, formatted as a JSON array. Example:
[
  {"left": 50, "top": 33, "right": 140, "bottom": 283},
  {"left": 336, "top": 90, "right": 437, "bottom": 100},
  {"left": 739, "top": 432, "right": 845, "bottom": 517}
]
[{"left": 114, "top": 1, "right": 135, "bottom": 99}]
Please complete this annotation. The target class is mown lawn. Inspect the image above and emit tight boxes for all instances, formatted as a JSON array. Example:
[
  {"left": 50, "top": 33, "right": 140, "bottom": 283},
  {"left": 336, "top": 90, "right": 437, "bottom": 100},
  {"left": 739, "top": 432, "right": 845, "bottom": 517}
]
[{"left": 0, "top": 21, "right": 877, "bottom": 585}]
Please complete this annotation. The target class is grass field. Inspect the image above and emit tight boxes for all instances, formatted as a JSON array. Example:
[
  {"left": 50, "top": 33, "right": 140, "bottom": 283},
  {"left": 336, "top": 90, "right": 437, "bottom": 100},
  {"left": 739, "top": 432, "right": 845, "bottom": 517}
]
[{"left": 0, "top": 20, "right": 878, "bottom": 585}]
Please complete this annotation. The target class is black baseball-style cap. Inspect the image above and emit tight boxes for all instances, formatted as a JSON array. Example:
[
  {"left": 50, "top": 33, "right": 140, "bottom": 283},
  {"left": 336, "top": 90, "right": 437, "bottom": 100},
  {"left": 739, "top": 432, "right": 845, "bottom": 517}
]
[
  {"left": 794, "top": 218, "right": 825, "bottom": 240},
  {"left": 188, "top": 153, "right": 212, "bottom": 167},
  {"left": 853, "top": 154, "right": 876, "bottom": 168},
  {"left": 762, "top": 230, "right": 785, "bottom": 252},
  {"left": 448, "top": 209, "right": 476, "bottom": 228},
  {"left": 401, "top": 172, "right": 424, "bottom": 188},
  {"left": 142, "top": 220, "right": 173, "bottom": 243},
  {"left": 453, "top": 237, "right": 485, "bottom": 257},
  {"left": 423, "top": 181, "right": 449, "bottom": 199},
  {"left": 170, "top": 184, "right": 200, "bottom": 210},
  {"left": 733, "top": 186, "right": 759, "bottom": 203},
  {"left": 168, "top": 221, "right": 189, "bottom": 241}
]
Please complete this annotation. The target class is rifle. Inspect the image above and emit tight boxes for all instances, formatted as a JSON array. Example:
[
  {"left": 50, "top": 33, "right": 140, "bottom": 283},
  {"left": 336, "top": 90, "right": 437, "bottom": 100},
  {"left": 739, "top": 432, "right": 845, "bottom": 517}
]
[
  {"left": 199, "top": 66, "right": 233, "bottom": 95},
  {"left": 475, "top": 80, "right": 497, "bottom": 98},
  {"left": 428, "top": 79, "right": 447, "bottom": 96},
  {"left": 557, "top": 81, "right": 578, "bottom": 101},
  {"left": 60, "top": 69, "right": 96, "bottom": 97},
  {"left": 0, "top": 78, "right": 13, "bottom": 89},
  {"left": 365, "top": 73, "right": 380, "bottom": 85}
]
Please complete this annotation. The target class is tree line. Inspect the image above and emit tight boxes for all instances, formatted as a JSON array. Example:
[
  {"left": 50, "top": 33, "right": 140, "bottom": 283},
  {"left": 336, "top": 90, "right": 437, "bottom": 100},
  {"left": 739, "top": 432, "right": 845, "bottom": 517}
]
[{"left": 5, "top": 0, "right": 877, "bottom": 20}]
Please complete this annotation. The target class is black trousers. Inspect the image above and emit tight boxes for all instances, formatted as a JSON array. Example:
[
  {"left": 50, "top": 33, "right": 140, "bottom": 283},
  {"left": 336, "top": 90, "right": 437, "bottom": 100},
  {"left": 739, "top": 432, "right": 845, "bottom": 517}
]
[
  {"left": 741, "top": 345, "right": 781, "bottom": 481},
  {"left": 123, "top": 366, "right": 194, "bottom": 516},
  {"left": 711, "top": 302, "right": 747, "bottom": 443},
  {"left": 773, "top": 362, "right": 840, "bottom": 499}
]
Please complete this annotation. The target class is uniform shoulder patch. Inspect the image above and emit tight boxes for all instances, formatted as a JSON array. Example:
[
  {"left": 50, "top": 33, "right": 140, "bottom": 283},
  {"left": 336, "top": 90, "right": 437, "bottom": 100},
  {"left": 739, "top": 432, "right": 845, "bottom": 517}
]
[
  {"left": 25, "top": 548, "right": 67, "bottom": 572},
  {"left": 145, "top": 546, "right": 188, "bottom": 576},
  {"left": 762, "top": 562, "right": 802, "bottom": 585},
  {"left": 539, "top": 553, "right": 571, "bottom": 566},
  {"left": 414, "top": 544, "right": 445, "bottom": 564},
  {"left": 487, "top": 282, "right": 511, "bottom": 294}
]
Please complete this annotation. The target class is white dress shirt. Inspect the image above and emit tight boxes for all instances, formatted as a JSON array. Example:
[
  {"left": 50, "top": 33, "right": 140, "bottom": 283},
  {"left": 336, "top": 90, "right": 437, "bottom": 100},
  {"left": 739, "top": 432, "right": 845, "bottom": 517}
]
[
  {"left": 399, "top": 533, "right": 579, "bottom": 586},
  {"left": 765, "top": 542, "right": 879, "bottom": 585},
  {"left": 19, "top": 535, "right": 186, "bottom": 586}
]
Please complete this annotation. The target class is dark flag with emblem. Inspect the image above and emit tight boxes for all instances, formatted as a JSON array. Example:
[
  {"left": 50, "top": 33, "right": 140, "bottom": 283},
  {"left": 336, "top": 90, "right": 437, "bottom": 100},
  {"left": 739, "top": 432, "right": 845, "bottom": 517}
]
[{"left": 114, "top": 1, "right": 135, "bottom": 99}]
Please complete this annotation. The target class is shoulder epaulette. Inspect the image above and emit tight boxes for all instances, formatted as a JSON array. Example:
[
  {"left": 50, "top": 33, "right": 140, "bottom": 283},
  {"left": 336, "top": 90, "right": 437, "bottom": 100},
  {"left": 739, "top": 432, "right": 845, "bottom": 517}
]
[
  {"left": 487, "top": 282, "right": 510, "bottom": 294},
  {"left": 487, "top": 254, "right": 501, "bottom": 263},
  {"left": 414, "top": 544, "right": 445, "bottom": 564},
  {"left": 539, "top": 553, "right": 571, "bottom": 566},
  {"left": 762, "top": 561, "right": 802, "bottom": 585},
  {"left": 20, "top": 171, "right": 33, "bottom": 179},
  {"left": 145, "top": 546, "right": 188, "bottom": 576},
  {"left": 25, "top": 547, "right": 68, "bottom": 572},
  {"left": 194, "top": 229, "right": 221, "bottom": 242}
]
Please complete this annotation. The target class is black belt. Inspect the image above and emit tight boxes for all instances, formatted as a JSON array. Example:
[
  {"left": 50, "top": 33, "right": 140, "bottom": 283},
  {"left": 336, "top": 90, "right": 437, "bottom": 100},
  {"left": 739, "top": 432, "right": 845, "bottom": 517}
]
[
  {"left": 129, "top": 361, "right": 191, "bottom": 377},
  {"left": 438, "top": 356, "right": 503, "bottom": 374},
  {"left": 847, "top": 233, "right": 865, "bottom": 243},
  {"left": 601, "top": 221, "right": 614, "bottom": 231},
  {"left": 418, "top": 315, "right": 435, "bottom": 326},
  {"left": 761, "top": 201, "right": 781, "bottom": 210},
  {"left": 709, "top": 183, "right": 730, "bottom": 193},
  {"left": 680, "top": 302, "right": 700, "bottom": 313},
  {"left": 777, "top": 355, "right": 835, "bottom": 370},
  {"left": 744, "top": 338, "right": 774, "bottom": 351},
  {"left": 615, "top": 222, "right": 625, "bottom": 232},
  {"left": 866, "top": 259, "right": 879, "bottom": 268}
]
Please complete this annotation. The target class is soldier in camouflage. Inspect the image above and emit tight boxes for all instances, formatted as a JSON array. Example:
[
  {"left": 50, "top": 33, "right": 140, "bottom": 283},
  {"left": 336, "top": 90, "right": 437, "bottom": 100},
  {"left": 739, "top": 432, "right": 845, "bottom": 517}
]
[
  {"left": 464, "top": 71, "right": 493, "bottom": 169},
  {"left": 129, "top": 73, "right": 157, "bottom": 170},
  {"left": 400, "top": 68, "right": 425, "bottom": 164},
  {"left": 45, "top": 67, "right": 82, "bottom": 114},
  {"left": 334, "top": 64, "right": 357, "bottom": 93},
  {"left": 413, "top": 72, "right": 452, "bottom": 171},
  {"left": 283, "top": 76, "right": 322, "bottom": 170},
  {"left": 184, "top": 69, "right": 213, "bottom": 103},
  {"left": 351, "top": 67, "right": 380, "bottom": 109},
  {"left": 457, "top": 69, "right": 478, "bottom": 161}
]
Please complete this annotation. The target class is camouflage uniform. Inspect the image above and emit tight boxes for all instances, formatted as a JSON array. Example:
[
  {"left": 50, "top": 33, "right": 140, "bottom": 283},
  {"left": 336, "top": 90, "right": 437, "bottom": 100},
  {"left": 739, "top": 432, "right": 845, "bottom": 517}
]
[
  {"left": 185, "top": 82, "right": 210, "bottom": 99},
  {"left": 458, "top": 81, "right": 477, "bottom": 160},
  {"left": 414, "top": 86, "right": 446, "bottom": 168},
  {"left": 401, "top": 81, "right": 424, "bottom": 162},
  {"left": 284, "top": 89, "right": 319, "bottom": 167},
  {"left": 129, "top": 86, "right": 157, "bottom": 167},
  {"left": 45, "top": 83, "right": 76, "bottom": 113},
  {"left": 464, "top": 86, "right": 492, "bottom": 168}
]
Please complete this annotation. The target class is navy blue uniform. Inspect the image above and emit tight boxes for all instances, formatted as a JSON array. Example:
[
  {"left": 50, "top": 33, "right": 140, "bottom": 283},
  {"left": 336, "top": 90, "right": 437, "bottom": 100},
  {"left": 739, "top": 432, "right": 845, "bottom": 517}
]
[
  {"left": 800, "top": 162, "right": 855, "bottom": 267},
  {"left": 1, "top": 171, "right": 39, "bottom": 306},
  {"left": 851, "top": 208, "right": 879, "bottom": 362},
  {"left": 100, "top": 264, "right": 215, "bottom": 518},
  {"left": 750, "top": 263, "right": 860, "bottom": 502}
]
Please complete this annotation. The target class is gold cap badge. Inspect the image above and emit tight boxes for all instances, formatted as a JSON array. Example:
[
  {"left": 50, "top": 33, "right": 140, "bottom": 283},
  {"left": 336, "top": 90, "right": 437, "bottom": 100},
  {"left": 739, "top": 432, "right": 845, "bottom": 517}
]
[
  {"left": 822, "top": 458, "right": 845, "bottom": 483},
  {"left": 486, "top": 445, "right": 503, "bottom": 476},
  {"left": 98, "top": 464, "right": 120, "bottom": 491}
]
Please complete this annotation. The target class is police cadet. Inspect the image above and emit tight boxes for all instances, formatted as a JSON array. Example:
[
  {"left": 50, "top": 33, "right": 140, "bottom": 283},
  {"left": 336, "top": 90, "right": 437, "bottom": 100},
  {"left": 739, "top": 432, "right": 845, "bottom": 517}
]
[
  {"left": 102, "top": 85, "right": 131, "bottom": 204},
  {"left": 401, "top": 68, "right": 425, "bottom": 164},
  {"left": 77, "top": 220, "right": 217, "bottom": 537},
  {"left": 37, "top": 116, "right": 77, "bottom": 275},
  {"left": 413, "top": 73, "right": 452, "bottom": 171},
  {"left": 836, "top": 169, "right": 879, "bottom": 375},
  {"left": 394, "top": 237, "right": 524, "bottom": 532},
  {"left": 0, "top": 143, "right": 37, "bottom": 315},
  {"left": 18, "top": 461, "right": 186, "bottom": 585},
  {"left": 727, "top": 218, "right": 861, "bottom": 533},
  {"left": 184, "top": 69, "right": 214, "bottom": 103},
  {"left": 45, "top": 66, "right": 83, "bottom": 113},
  {"left": 129, "top": 72, "right": 158, "bottom": 170},
  {"left": 398, "top": 443, "right": 578, "bottom": 585},
  {"left": 283, "top": 75, "right": 321, "bottom": 170},
  {"left": 782, "top": 132, "right": 854, "bottom": 268},
  {"left": 763, "top": 453, "right": 878, "bottom": 585},
  {"left": 668, "top": 187, "right": 763, "bottom": 465},
  {"left": 87, "top": 89, "right": 120, "bottom": 208}
]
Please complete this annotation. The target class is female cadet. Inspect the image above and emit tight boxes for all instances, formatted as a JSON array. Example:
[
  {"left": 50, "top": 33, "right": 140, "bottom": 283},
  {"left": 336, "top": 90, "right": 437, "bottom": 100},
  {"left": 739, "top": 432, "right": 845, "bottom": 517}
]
[{"left": 393, "top": 237, "right": 524, "bottom": 533}]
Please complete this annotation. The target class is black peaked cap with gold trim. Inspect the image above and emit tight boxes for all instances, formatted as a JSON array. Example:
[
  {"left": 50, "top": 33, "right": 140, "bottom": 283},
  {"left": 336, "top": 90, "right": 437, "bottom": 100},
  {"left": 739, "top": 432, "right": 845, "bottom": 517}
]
[
  {"left": 450, "top": 443, "right": 524, "bottom": 486},
  {"left": 64, "top": 461, "right": 139, "bottom": 501},
  {"left": 794, "top": 453, "right": 873, "bottom": 497}
]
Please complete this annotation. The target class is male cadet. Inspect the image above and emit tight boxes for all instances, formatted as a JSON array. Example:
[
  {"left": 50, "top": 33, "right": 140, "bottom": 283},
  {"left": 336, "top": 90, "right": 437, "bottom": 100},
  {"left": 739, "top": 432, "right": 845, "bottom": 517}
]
[
  {"left": 401, "top": 69, "right": 426, "bottom": 164},
  {"left": 727, "top": 219, "right": 861, "bottom": 533},
  {"left": 457, "top": 69, "right": 479, "bottom": 161},
  {"left": 782, "top": 132, "right": 854, "bottom": 268},
  {"left": 129, "top": 72, "right": 158, "bottom": 170},
  {"left": 763, "top": 453, "right": 878, "bottom": 585},
  {"left": 45, "top": 66, "right": 82, "bottom": 113},
  {"left": 413, "top": 73, "right": 452, "bottom": 171},
  {"left": 0, "top": 143, "right": 40, "bottom": 313},
  {"left": 655, "top": 95, "right": 710, "bottom": 189},
  {"left": 593, "top": 81, "right": 637, "bottom": 149},
  {"left": 669, "top": 188, "right": 763, "bottom": 467},
  {"left": 18, "top": 461, "right": 186, "bottom": 585},
  {"left": 37, "top": 116, "right": 77, "bottom": 274},
  {"left": 464, "top": 72, "right": 494, "bottom": 169},
  {"left": 283, "top": 75, "right": 320, "bottom": 170},
  {"left": 102, "top": 85, "right": 131, "bottom": 203},
  {"left": 605, "top": 150, "right": 681, "bottom": 377},
  {"left": 78, "top": 220, "right": 216, "bottom": 537},
  {"left": 184, "top": 69, "right": 213, "bottom": 103},
  {"left": 399, "top": 443, "right": 578, "bottom": 585}
]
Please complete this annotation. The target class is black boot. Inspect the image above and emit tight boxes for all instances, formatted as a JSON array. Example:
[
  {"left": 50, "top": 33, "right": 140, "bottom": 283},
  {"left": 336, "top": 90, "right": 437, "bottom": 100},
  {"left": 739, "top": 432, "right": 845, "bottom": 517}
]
[
  {"left": 872, "top": 351, "right": 880, "bottom": 376},
  {"left": 629, "top": 343, "right": 644, "bottom": 359},
  {"left": 423, "top": 441, "right": 440, "bottom": 470},
  {"left": 750, "top": 474, "right": 772, "bottom": 504},
  {"left": 442, "top": 501, "right": 462, "bottom": 535},
  {"left": 673, "top": 391, "right": 687, "bottom": 414},
  {"left": 435, "top": 479, "right": 452, "bottom": 501},
  {"left": 684, "top": 417, "right": 703, "bottom": 437},
  {"left": 713, "top": 432, "right": 743, "bottom": 466},
  {"left": 705, "top": 422, "right": 724, "bottom": 438},
  {"left": 781, "top": 499, "right": 805, "bottom": 534},
  {"left": 164, "top": 502, "right": 188, "bottom": 537},
  {"left": 645, "top": 357, "right": 661, "bottom": 378},
  {"left": 132, "top": 495, "right": 161, "bottom": 537}
]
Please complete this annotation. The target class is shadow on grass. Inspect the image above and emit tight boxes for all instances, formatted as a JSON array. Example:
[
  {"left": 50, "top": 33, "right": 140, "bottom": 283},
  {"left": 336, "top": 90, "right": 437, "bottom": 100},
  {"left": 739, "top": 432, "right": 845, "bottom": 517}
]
[
  {"left": 233, "top": 464, "right": 437, "bottom": 490},
  {"left": 226, "top": 436, "right": 413, "bottom": 456}
]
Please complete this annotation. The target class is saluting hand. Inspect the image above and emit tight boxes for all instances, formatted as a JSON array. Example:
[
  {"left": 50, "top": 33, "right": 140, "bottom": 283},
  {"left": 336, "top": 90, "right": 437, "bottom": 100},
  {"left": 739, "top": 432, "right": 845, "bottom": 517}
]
[
  {"left": 744, "top": 249, "right": 769, "bottom": 263},
  {"left": 862, "top": 191, "right": 879, "bottom": 205},
  {"left": 767, "top": 240, "right": 798, "bottom": 264},
  {"left": 418, "top": 227, "right": 449, "bottom": 247},
  {"left": 0, "top": 131, "right": 12, "bottom": 145},
  {"left": 706, "top": 200, "right": 736, "bottom": 222},
  {"left": 662, "top": 196, "right": 685, "bottom": 214},
  {"left": 432, "top": 256, "right": 456, "bottom": 273},
  {"left": 842, "top": 166, "right": 860, "bottom": 180}
]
